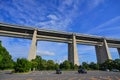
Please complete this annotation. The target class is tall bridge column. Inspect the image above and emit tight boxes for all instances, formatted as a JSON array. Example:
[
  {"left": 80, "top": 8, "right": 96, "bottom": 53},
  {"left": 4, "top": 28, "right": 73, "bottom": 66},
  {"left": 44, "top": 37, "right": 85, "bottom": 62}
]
[
  {"left": 95, "top": 39, "right": 112, "bottom": 64},
  {"left": 68, "top": 43, "right": 73, "bottom": 63},
  {"left": 28, "top": 29, "right": 37, "bottom": 61},
  {"left": 68, "top": 34, "right": 79, "bottom": 65},
  {"left": 117, "top": 48, "right": 120, "bottom": 58}
]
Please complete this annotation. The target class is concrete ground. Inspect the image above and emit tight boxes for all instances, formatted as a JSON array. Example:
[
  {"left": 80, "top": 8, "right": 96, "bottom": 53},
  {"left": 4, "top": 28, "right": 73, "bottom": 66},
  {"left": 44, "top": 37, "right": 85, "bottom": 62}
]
[{"left": 0, "top": 70, "right": 120, "bottom": 80}]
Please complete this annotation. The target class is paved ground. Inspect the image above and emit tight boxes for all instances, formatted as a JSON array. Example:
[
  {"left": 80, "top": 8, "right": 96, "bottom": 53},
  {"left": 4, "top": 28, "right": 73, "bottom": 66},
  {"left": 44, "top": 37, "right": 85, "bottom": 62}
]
[{"left": 0, "top": 70, "right": 120, "bottom": 80}]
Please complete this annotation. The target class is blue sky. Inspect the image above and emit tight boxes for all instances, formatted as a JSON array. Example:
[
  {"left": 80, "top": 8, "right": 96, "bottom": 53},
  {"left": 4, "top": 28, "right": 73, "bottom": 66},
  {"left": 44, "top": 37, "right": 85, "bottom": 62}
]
[{"left": 0, "top": 0, "right": 120, "bottom": 64}]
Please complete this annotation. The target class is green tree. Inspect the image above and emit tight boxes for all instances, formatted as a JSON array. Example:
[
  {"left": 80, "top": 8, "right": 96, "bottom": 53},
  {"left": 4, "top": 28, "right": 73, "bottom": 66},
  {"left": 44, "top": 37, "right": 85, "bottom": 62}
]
[
  {"left": 40, "top": 59, "right": 47, "bottom": 70},
  {"left": 74, "top": 64, "right": 79, "bottom": 70},
  {"left": 82, "top": 62, "right": 89, "bottom": 70},
  {"left": 54, "top": 63, "right": 59, "bottom": 69},
  {"left": 60, "top": 60, "right": 71, "bottom": 70},
  {"left": 60, "top": 63, "right": 63, "bottom": 69},
  {"left": 101, "top": 59, "right": 114, "bottom": 70},
  {"left": 0, "top": 54, "right": 3, "bottom": 62},
  {"left": 31, "top": 60, "right": 38, "bottom": 70},
  {"left": 47, "top": 60, "right": 55, "bottom": 70},
  {"left": 0, "top": 41, "right": 14, "bottom": 70},
  {"left": 113, "top": 59, "right": 120, "bottom": 70},
  {"left": 14, "top": 58, "right": 31, "bottom": 72},
  {"left": 32, "top": 55, "right": 42, "bottom": 70},
  {"left": 89, "top": 62, "right": 99, "bottom": 70},
  {"left": 70, "top": 62, "right": 74, "bottom": 70}
]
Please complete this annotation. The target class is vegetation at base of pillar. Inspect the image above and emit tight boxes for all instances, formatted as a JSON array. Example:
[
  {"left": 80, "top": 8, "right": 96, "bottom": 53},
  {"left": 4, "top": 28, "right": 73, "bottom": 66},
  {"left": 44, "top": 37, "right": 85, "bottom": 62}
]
[
  {"left": 0, "top": 41, "right": 14, "bottom": 70},
  {"left": 81, "top": 62, "right": 90, "bottom": 70},
  {"left": 59, "top": 60, "right": 79, "bottom": 70},
  {"left": 81, "top": 59, "right": 120, "bottom": 71},
  {"left": 89, "top": 62, "right": 99, "bottom": 70},
  {"left": 14, "top": 58, "right": 31, "bottom": 72},
  {"left": 100, "top": 59, "right": 120, "bottom": 70},
  {"left": 13, "top": 57, "right": 120, "bottom": 72}
]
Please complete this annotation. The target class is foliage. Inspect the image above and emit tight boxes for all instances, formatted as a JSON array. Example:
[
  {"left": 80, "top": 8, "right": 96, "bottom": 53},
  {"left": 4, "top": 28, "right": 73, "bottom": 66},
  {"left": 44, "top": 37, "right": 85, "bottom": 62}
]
[
  {"left": 89, "top": 62, "right": 99, "bottom": 70},
  {"left": 0, "top": 41, "right": 14, "bottom": 70},
  {"left": 40, "top": 59, "right": 47, "bottom": 70},
  {"left": 33, "top": 55, "right": 42, "bottom": 70},
  {"left": 101, "top": 59, "right": 114, "bottom": 70},
  {"left": 31, "top": 60, "right": 38, "bottom": 70},
  {"left": 14, "top": 58, "right": 31, "bottom": 72},
  {"left": 0, "top": 54, "right": 3, "bottom": 62},
  {"left": 54, "top": 63, "right": 59, "bottom": 69},
  {"left": 81, "top": 62, "right": 89, "bottom": 70},
  {"left": 31, "top": 56, "right": 47, "bottom": 70},
  {"left": 70, "top": 62, "right": 74, "bottom": 69},
  {"left": 74, "top": 64, "right": 79, "bottom": 70},
  {"left": 47, "top": 60, "right": 55, "bottom": 70},
  {"left": 60, "top": 60, "right": 71, "bottom": 70},
  {"left": 100, "top": 59, "right": 120, "bottom": 70},
  {"left": 113, "top": 59, "right": 120, "bottom": 70}
]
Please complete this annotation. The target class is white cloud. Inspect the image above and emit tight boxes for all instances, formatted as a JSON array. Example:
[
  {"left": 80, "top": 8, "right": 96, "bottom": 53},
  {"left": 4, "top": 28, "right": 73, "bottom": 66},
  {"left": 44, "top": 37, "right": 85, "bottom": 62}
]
[
  {"left": 47, "top": 14, "right": 58, "bottom": 20},
  {"left": 87, "top": 16, "right": 120, "bottom": 34},
  {"left": 78, "top": 45, "right": 95, "bottom": 54},
  {"left": 56, "top": 55, "right": 67, "bottom": 64},
  {"left": 35, "top": 0, "right": 80, "bottom": 31},
  {"left": 37, "top": 50, "right": 55, "bottom": 56},
  {"left": 87, "top": 0, "right": 105, "bottom": 10},
  {"left": 56, "top": 43, "right": 65, "bottom": 45},
  {"left": 0, "top": 0, "right": 81, "bottom": 31}
]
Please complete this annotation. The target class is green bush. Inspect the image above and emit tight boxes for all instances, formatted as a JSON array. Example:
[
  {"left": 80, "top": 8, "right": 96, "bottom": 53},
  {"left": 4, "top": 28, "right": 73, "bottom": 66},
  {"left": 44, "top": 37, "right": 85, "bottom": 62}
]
[
  {"left": 47, "top": 60, "right": 55, "bottom": 70},
  {"left": 14, "top": 58, "right": 31, "bottom": 72}
]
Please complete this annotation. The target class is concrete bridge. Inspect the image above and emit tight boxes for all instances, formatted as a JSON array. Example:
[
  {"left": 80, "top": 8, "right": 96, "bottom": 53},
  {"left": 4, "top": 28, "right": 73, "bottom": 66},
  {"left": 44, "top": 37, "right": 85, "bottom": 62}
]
[{"left": 0, "top": 22, "right": 120, "bottom": 65}]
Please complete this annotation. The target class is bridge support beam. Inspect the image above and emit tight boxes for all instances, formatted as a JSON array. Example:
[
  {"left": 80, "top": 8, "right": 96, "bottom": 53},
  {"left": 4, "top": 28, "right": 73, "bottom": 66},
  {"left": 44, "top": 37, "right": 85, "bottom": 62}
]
[
  {"left": 117, "top": 48, "right": 120, "bottom": 58},
  {"left": 28, "top": 30, "right": 37, "bottom": 61},
  {"left": 68, "top": 35, "right": 79, "bottom": 65},
  {"left": 95, "top": 39, "right": 112, "bottom": 64}
]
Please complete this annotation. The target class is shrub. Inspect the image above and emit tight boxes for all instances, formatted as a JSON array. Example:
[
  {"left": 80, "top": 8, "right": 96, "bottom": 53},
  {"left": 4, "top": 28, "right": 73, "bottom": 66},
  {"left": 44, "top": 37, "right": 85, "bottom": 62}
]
[{"left": 14, "top": 58, "right": 31, "bottom": 72}]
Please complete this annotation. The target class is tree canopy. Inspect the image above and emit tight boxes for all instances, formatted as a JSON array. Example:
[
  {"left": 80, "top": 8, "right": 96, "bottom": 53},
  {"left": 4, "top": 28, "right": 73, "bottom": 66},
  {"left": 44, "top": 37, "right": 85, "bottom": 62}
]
[
  {"left": 14, "top": 58, "right": 31, "bottom": 72},
  {"left": 0, "top": 41, "right": 14, "bottom": 70}
]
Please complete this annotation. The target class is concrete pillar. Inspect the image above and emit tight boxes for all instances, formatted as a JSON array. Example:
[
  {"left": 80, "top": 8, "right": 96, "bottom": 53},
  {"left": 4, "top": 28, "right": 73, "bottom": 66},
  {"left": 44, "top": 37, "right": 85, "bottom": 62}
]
[
  {"left": 68, "top": 34, "right": 79, "bottom": 65},
  {"left": 68, "top": 43, "right": 74, "bottom": 63},
  {"left": 117, "top": 48, "right": 120, "bottom": 58},
  {"left": 95, "top": 39, "right": 112, "bottom": 64},
  {"left": 28, "top": 30, "right": 37, "bottom": 61}
]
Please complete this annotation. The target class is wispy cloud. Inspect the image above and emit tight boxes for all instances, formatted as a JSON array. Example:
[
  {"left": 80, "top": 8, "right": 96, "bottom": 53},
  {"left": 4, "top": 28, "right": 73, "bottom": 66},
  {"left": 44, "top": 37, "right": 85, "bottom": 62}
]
[
  {"left": 78, "top": 45, "right": 95, "bottom": 54},
  {"left": 87, "top": 0, "right": 105, "bottom": 10},
  {"left": 0, "top": 0, "right": 81, "bottom": 31},
  {"left": 37, "top": 50, "right": 55, "bottom": 56},
  {"left": 87, "top": 16, "right": 120, "bottom": 36},
  {"left": 35, "top": 0, "right": 80, "bottom": 31},
  {"left": 55, "top": 55, "right": 68, "bottom": 64}
]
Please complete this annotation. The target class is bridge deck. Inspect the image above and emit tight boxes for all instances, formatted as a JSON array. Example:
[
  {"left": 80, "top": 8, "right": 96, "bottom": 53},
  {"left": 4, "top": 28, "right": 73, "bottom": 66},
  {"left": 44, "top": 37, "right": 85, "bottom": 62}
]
[{"left": 0, "top": 22, "right": 120, "bottom": 48}]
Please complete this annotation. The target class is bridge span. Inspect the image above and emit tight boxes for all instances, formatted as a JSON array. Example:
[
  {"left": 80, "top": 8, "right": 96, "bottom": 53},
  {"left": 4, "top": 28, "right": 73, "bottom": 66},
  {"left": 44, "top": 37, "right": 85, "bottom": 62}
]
[{"left": 0, "top": 22, "right": 120, "bottom": 65}]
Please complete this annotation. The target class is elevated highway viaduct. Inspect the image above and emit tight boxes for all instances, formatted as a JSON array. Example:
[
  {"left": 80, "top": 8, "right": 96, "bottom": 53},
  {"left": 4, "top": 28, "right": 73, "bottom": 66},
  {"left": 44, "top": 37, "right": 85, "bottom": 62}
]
[{"left": 0, "top": 22, "right": 120, "bottom": 65}]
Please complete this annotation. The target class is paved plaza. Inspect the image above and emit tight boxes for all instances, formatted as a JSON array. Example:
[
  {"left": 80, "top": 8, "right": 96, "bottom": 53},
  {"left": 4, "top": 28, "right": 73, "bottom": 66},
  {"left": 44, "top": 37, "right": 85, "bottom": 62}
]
[{"left": 0, "top": 70, "right": 120, "bottom": 80}]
